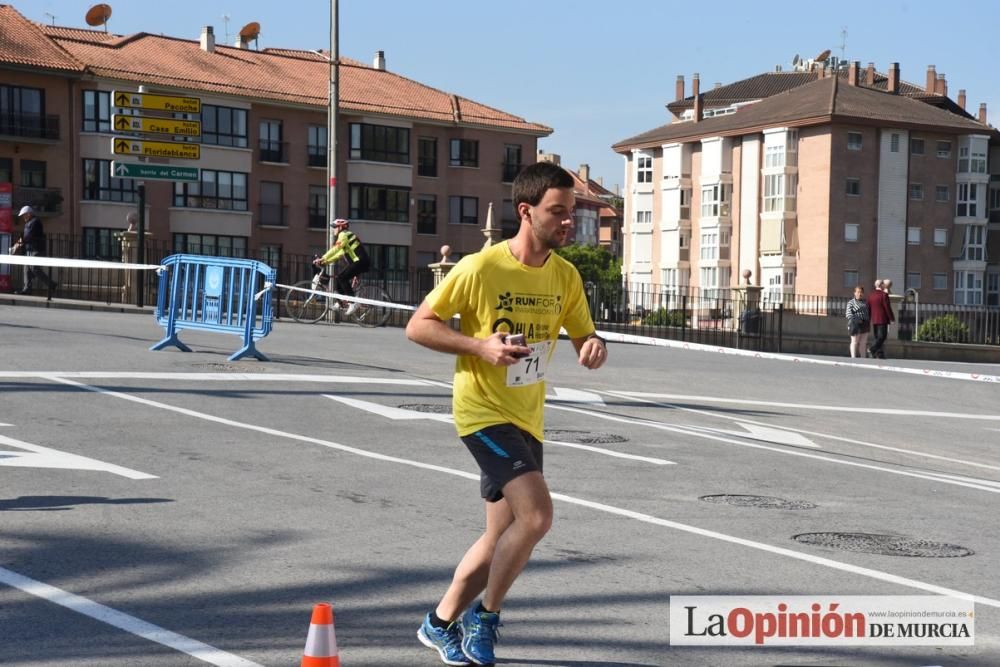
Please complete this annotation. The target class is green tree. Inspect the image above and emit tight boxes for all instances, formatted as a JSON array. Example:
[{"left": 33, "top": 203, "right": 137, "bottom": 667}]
[{"left": 556, "top": 244, "right": 622, "bottom": 286}]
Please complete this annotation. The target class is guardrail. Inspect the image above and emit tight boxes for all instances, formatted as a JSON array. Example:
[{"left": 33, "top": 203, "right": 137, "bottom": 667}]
[{"left": 152, "top": 254, "right": 276, "bottom": 361}]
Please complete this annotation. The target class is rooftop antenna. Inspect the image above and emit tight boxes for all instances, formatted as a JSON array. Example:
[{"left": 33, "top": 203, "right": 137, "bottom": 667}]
[
  {"left": 43, "top": 11, "right": 57, "bottom": 26},
  {"left": 84, "top": 3, "right": 112, "bottom": 33},
  {"left": 839, "top": 26, "right": 848, "bottom": 61},
  {"left": 792, "top": 53, "right": 801, "bottom": 69},
  {"left": 238, "top": 21, "right": 260, "bottom": 50},
  {"left": 221, "top": 14, "right": 231, "bottom": 45}
]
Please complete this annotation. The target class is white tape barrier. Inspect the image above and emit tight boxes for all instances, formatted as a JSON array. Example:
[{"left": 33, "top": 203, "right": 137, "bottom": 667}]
[
  {"left": 274, "top": 282, "right": 416, "bottom": 312},
  {"left": 2, "top": 254, "right": 164, "bottom": 272},
  {"left": 593, "top": 329, "right": 1000, "bottom": 384}
]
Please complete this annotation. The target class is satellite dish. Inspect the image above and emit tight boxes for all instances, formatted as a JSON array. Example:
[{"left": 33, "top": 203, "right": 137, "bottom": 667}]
[
  {"left": 239, "top": 21, "right": 260, "bottom": 44},
  {"left": 815, "top": 49, "right": 831, "bottom": 62},
  {"left": 792, "top": 54, "right": 801, "bottom": 66},
  {"left": 84, "top": 3, "right": 112, "bottom": 31}
]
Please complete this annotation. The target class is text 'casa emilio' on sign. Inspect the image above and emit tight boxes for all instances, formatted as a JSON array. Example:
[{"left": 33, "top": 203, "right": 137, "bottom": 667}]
[
  {"left": 112, "top": 114, "right": 201, "bottom": 137},
  {"left": 111, "top": 138, "right": 201, "bottom": 160},
  {"left": 113, "top": 90, "right": 201, "bottom": 113}
]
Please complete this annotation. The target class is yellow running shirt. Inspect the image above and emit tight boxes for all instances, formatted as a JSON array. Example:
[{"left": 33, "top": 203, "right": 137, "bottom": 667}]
[{"left": 425, "top": 241, "right": 595, "bottom": 441}]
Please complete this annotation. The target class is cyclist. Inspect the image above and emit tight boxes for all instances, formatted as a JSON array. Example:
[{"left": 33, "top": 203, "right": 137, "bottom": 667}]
[{"left": 313, "top": 218, "right": 371, "bottom": 315}]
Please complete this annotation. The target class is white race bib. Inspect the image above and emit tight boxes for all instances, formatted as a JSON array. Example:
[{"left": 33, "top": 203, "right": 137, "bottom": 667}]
[{"left": 506, "top": 340, "right": 551, "bottom": 387}]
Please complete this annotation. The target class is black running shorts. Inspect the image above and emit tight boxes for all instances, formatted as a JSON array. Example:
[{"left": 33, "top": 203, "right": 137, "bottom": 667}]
[{"left": 461, "top": 423, "right": 543, "bottom": 502}]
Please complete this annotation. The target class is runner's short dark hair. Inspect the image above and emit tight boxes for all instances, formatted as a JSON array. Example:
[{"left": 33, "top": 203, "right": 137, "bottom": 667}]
[{"left": 513, "top": 162, "right": 574, "bottom": 207}]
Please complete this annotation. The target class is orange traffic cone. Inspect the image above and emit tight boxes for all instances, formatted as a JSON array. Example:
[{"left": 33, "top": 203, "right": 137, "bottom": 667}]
[{"left": 301, "top": 603, "right": 340, "bottom": 667}]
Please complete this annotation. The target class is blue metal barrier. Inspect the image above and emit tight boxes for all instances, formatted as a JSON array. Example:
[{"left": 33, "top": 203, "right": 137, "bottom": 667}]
[{"left": 152, "top": 254, "right": 276, "bottom": 361}]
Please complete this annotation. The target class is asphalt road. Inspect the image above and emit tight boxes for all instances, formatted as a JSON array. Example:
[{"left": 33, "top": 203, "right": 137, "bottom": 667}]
[{"left": 1, "top": 304, "right": 998, "bottom": 666}]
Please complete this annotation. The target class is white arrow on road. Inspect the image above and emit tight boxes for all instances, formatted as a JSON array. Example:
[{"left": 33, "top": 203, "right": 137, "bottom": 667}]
[
  {"left": 548, "top": 387, "right": 606, "bottom": 405},
  {"left": 681, "top": 423, "right": 821, "bottom": 449},
  {"left": 323, "top": 395, "right": 454, "bottom": 423},
  {"left": 0, "top": 434, "right": 156, "bottom": 480}
]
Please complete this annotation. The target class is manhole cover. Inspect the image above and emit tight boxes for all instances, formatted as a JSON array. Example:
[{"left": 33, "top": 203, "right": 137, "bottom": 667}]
[
  {"left": 195, "top": 362, "right": 267, "bottom": 372},
  {"left": 398, "top": 403, "right": 451, "bottom": 414},
  {"left": 700, "top": 494, "right": 817, "bottom": 510},
  {"left": 792, "top": 532, "right": 973, "bottom": 558},
  {"left": 544, "top": 429, "right": 628, "bottom": 444}
]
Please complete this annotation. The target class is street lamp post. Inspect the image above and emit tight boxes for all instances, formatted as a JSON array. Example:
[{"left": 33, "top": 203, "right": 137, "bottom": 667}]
[{"left": 326, "top": 0, "right": 339, "bottom": 256}]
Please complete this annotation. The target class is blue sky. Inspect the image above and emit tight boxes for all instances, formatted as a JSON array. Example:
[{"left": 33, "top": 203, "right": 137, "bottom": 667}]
[{"left": 31, "top": 1, "right": 999, "bottom": 192}]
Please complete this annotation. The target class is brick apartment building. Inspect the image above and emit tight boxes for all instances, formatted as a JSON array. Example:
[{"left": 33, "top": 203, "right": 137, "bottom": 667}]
[
  {"left": 613, "top": 58, "right": 1000, "bottom": 306},
  {"left": 0, "top": 4, "right": 551, "bottom": 273}
]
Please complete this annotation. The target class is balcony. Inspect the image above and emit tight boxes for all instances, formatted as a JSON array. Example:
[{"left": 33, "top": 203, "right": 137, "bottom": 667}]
[
  {"left": 308, "top": 206, "right": 326, "bottom": 229},
  {"left": 258, "top": 140, "right": 288, "bottom": 164},
  {"left": 13, "top": 186, "right": 63, "bottom": 215},
  {"left": 0, "top": 114, "right": 60, "bottom": 141},
  {"left": 502, "top": 163, "right": 522, "bottom": 183},
  {"left": 257, "top": 203, "right": 287, "bottom": 227},
  {"left": 307, "top": 147, "right": 327, "bottom": 168}
]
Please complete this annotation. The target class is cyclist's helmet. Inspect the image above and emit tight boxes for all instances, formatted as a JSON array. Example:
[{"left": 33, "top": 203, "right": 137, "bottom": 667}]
[{"left": 331, "top": 218, "right": 350, "bottom": 229}]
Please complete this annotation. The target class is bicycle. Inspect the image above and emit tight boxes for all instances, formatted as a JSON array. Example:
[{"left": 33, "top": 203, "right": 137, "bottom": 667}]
[{"left": 284, "top": 260, "right": 393, "bottom": 327}]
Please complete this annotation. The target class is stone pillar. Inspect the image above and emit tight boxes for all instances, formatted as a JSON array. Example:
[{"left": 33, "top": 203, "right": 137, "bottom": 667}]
[
  {"left": 429, "top": 244, "right": 457, "bottom": 287},
  {"left": 731, "top": 269, "right": 763, "bottom": 335},
  {"left": 481, "top": 201, "right": 502, "bottom": 249},
  {"left": 116, "top": 225, "right": 151, "bottom": 304}
]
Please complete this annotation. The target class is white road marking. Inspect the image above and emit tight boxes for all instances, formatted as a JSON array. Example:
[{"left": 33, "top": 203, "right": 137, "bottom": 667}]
[
  {"left": 0, "top": 567, "right": 263, "bottom": 667},
  {"left": 613, "top": 390, "right": 1000, "bottom": 421},
  {"left": 543, "top": 440, "right": 673, "bottom": 465},
  {"left": 0, "top": 434, "right": 155, "bottom": 480},
  {"left": 549, "top": 387, "right": 606, "bottom": 405},
  {"left": 603, "top": 390, "right": 1000, "bottom": 473},
  {"left": 546, "top": 404, "right": 1000, "bottom": 495},
  {"left": 36, "top": 377, "right": 1000, "bottom": 611},
  {"left": 682, "top": 423, "right": 821, "bottom": 449},
  {"left": 0, "top": 372, "right": 430, "bottom": 385},
  {"left": 323, "top": 395, "right": 453, "bottom": 423}
]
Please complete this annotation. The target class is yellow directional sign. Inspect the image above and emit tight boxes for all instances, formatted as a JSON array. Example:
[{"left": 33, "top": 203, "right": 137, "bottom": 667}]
[
  {"left": 112, "top": 114, "right": 201, "bottom": 137},
  {"left": 112, "top": 90, "right": 201, "bottom": 114},
  {"left": 111, "top": 137, "right": 201, "bottom": 160}
]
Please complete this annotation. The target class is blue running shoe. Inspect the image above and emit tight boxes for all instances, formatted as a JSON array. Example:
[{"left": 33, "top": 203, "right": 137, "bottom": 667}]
[
  {"left": 460, "top": 605, "right": 501, "bottom": 665},
  {"left": 418, "top": 613, "right": 470, "bottom": 666}
]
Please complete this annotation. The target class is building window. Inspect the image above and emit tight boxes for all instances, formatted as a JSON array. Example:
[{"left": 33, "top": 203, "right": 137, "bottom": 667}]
[
  {"left": 308, "top": 185, "right": 326, "bottom": 229},
  {"left": 20, "top": 160, "right": 45, "bottom": 188},
  {"left": 417, "top": 195, "right": 437, "bottom": 235},
  {"left": 173, "top": 170, "right": 249, "bottom": 210},
  {"left": 259, "top": 244, "right": 281, "bottom": 267},
  {"left": 349, "top": 183, "right": 410, "bottom": 222},
  {"left": 258, "top": 181, "right": 285, "bottom": 226},
  {"left": 0, "top": 85, "right": 46, "bottom": 138},
  {"left": 936, "top": 140, "right": 951, "bottom": 158},
  {"left": 890, "top": 133, "right": 900, "bottom": 152},
  {"left": 449, "top": 195, "right": 479, "bottom": 224},
  {"left": 846, "top": 178, "right": 861, "bottom": 197},
  {"left": 307, "top": 125, "right": 327, "bottom": 167},
  {"left": 935, "top": 185, "right": 949, "bottom": 202},
  {"left": 700, "top": 232, "right": 718, "bottom": 260},
  {"left": 909, "top": 183, "right": 923, "bottom": 200},
  {"left": 700, "top": 183, "right": 729, "bottom": 217},
  {"left": 844, "top": 223, "right": 859, "bottom": 242},
  {"left": 910, "top": 138, "right": 925, "bottom": 155},
  {"left": 958, "top": 145, "right": 988, "bottom": 173},
  {"left": 847, "top": 132, "right": 863, "bottom": 151},
  {"left": 83, "top": 158, "right": 137, "bottom": 202},
  {"left": 449, "top": 139, "right": 478, "bottom": 167},
  {"left": 366, "top": 244, "right": 409, "bottom": 272},
  {"left": 906, "top": 272, "right": 921, "bottom": 290},
  {"left": 957, "top": 183, "right": 980, "bottom": 217},
  {"left": 173, "top": 233, "right": 248, "bottom": 258},
  {"left": 954, "top": 270, "right": 983, "bottom": 305},
  {"left": 636, "top": 155, "right": 652, "bottom": 183},
  {"left": 201, "top": 104, "right": 248, "bottom": 148},
  {"left": 350, "top": 122, "right": 410, "bottom": 164},
  {"left": 502, "top": 144, "right": 522, "bottom": 182},
  {"left": 763, "top": 173, "right": 796, "bottom": 212},
  {"left": 843, "top": 270, "right": 860, "bottom": 288},
  {"left": 418, "top": 137, "right": 437, "bottom": 177},
  {"left": 635, "top": 210, "right": 652, "bottom": 225},
  {"left": 907, "top": 226, "right": 921, "bottom": 245},
  {"left": 82, "top": 90, "right": 111, "bottom": 133},
  {"left": 259, "top": 119, "right": 284, "bottom": 162},
  {"left": 961, "top": 225, "right": 985, "bottom": 261},
  {"left": 933, "top": 273, "right": 947, "bottom": 290},
  {"left": 0, "top": 157, "right": 11, "bottom": 182},
  {"left": 933, "top": 228, "right": 947, "bottom": 246},
  {"left": 82, "top": 228, "right": 122, "bottom": 259},
  {"left": 764, "top": 143, "right": 785, "bottom": 168}
]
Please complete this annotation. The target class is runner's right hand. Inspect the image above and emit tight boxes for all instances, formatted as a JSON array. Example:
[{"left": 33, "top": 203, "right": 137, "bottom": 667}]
[{"left": 478, "top": 332, "right": 529, "bottom": 367}]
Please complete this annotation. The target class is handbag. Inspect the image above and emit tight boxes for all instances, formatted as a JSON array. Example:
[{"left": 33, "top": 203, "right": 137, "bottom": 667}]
[{"left": 9, "top": 241, "right": 24, "bottom": 256}]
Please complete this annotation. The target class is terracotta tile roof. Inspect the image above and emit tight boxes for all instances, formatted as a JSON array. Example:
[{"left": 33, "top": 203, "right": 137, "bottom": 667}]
[
  {"left": 0, "top": 5, "right": 83, "bottom": 71},
  {"left": 666, "top": 69, "right": 927, "bottom": 115},
  {"left": 615, "top": 76, "right": 996, "bottom": 152},
  {"left": 21, "top": 20, "right": 550, "bottom": 135}
]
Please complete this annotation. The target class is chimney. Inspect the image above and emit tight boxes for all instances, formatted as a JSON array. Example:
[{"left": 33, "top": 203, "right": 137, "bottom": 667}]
[
  {"left": 579, "top": 163, "right": 590, "bottom": 183},
  {"left": 887, "top": 62, "right": 899, "bottom": 94},
  {"left": 925, "top": 65, "right": 936, "bottom": 93},
  {"left": 373, "top": 50, "right": 385, "bottom": 70},
  {"left": 596, "top": 176, "right": 604, "bottom": 187},
  {"left": 692, "top": 73, "right": 702, "bottom": 122},
  {"left": 675, "top": 75, "right": 684, "bottom": 102},
  {"left": 979, "top": 103, "right": 988, "bottom": 124},
  {"left": 234, "top": 36, "right": 247, "bottom": 49},
  {"left": 935, "top": 74, "right": 947, "bottom": 97},
  {"left": 865, "top": 62, "right": 875, "bottom": 86},
  {"left": 200, "top": 26, "right": 215, "bottom": 53},
  {"left": 848, "top": 61, "right": 859, "bottom": 86},
  {"left": 714, "top": 82, "right": 722, "bottom": 89},
  {"left": 958, "top": 89, "right": 967, "bottom": 110}
]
